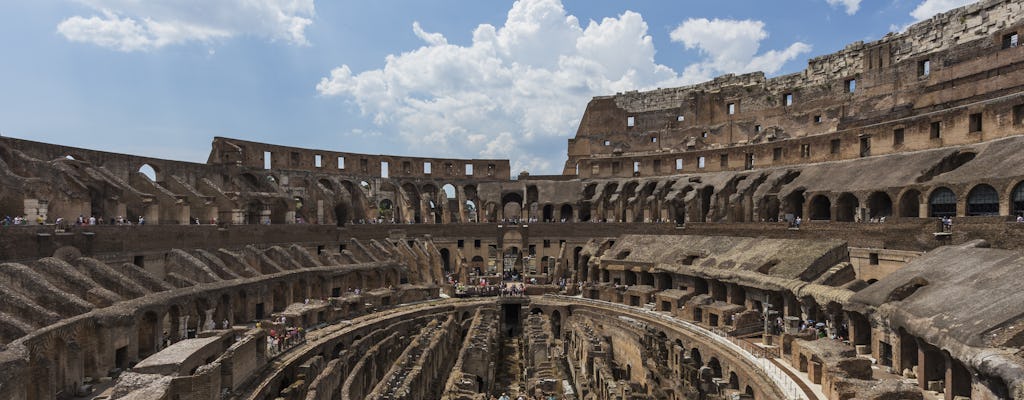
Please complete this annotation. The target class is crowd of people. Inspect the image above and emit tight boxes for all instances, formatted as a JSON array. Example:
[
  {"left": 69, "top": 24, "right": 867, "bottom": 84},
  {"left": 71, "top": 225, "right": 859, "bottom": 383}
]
[{"left": 259, "top": 316, "right": 306, "bottom": 356}]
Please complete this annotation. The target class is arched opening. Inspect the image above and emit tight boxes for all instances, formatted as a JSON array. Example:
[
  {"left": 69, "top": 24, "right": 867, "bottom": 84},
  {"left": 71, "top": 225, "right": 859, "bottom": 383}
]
[
  {"left": 551, "top": 310, "right": 562, "bottom": 337},
  {"left": 560, "top": 204, "right": 574, "bottom": 222},
  {"left": 429, "top": 200, "right": 443, "bottom": 224},
  {"left": 761, "top": 195, "right": 780, "bottom": 221},
  {"left": 470, "top": 256, "right": 484, "bottom": 275},
  {"left": 439, "top": 248, "right": 451, "bottom": 274},
  {"left": 835, "top": 193, "right": 858, "bottom": 222},
  {"left": 784, "top": 190, "right": 805, "bottom": 218},
  {"left": 138, "top": 164, "right": 159, "bottom": 181},
  {"left": 729, "top": 371, "right": 740, "bottom": 390},
  {"left": 809, "top": 195, "right": 831, "bottom": 220},
  {"left": 707, "top": 357, "right": 723, "bottom": 378},
  {"left": 317, "top": 178, "right": 334, "bottom": 192},
  {"left": 465, "top": 200, "right": 477, "bottom": 222},
  {"left": 501, "top": 192, "right": 523, "bottom": 221},
  {"left": 334, "top": 202, "right": 352, "bottom": 226},
  {"left": 293, "top": 196, "right": 306, "bottom": 222},
  {"left": 899, "top": 189, "right": 922, "bottom": 218},
  {"left": 1012, "top": 181, "right": 1024, "bottom": 217},
  {"left": 929, "top": 187, "right": 957, "bottom": 217},
  {"left": 378, "top": 199, "right": 393, "bottom": 222},
  {"left": 699, "top": 186, "right": 714, "bottom": 222},
  {"left": 138, "top": 311, "right": 160, "bottom": 358},
  {"left": 442, "top": 184, "right": 456, "bottom": 199},
  {"left": 967, "top": 184, "right": 999, "bottom": 216},
  {"left": 245, "top": 201, "right": 263, "bottom": 225},
  {"left": 672, "top": 199, "right": 686, "bottom": 225},
  {"left": 542, "top": 204, "right": 554, "bottom": 222},
  {"left": 867, "top": 191, "right": 893, "bottom": 219},
  {"left": 745, "top": 386, "right": 755, "bottom": 397},
  {"left": 269, "top": 198, "right": 289, "bottom": 224},
  {"left": 690, "top": 348, "right": 703, "bottom": 367}
]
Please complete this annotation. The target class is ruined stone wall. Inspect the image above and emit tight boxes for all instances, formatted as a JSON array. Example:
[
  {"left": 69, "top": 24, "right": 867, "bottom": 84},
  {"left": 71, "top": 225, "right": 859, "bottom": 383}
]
[
  {"left": 565, "top": 0, "right": 1024, "bottom": 177},
  {"left": 209, "top": 137, "right": 512, "bottom": 181}
]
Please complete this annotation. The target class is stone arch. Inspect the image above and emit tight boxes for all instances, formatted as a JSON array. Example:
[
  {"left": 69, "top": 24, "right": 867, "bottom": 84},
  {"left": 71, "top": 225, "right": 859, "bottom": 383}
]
[
  {"left": 729, "top": 371, "right": 740, "bottom": 390},
  {"left": 809, "top": 194, "right": 831, "bottom": 220},
  {"left": 698, "top": 186, "right": 714, "bottom": 222},
  {"left": 470, "top": 256, "right": 485, "bottom": 274},
  {"left": 1012, "top": 181, "right": 1024, "bottom": 216},
  {"left": 760, "top": 195, "right": 780, "bottom": 221},
  {"left": 542, "top": 204, "right": 554, "bottom": 222},
  {"left": 269, "top": 198, "right": 289, "bottom": 224},
  {"left": 671, "top": 199, "right": 687, "bottom": 225},
  {"left": 560, "top": 204, "right": 574, "bottom": 222},
  {"left": 690, "top": 347, "right": 703, "bottom": 367},
  {"left": 867, "top": 191, "right": 893, "bottom": 219},
  {"left": 898, "top": 189, "right": 922, "bottom": 218},
  {"left": 928, "top": 187, "right": 957, "bottom": 217},
  {"left": 501, "top": 192, "right": 524, "bottom": 220},
  {"left": 441, "top": 183, "right": 456, "bottom": 199},
  {"left": 138, "top": 163, "right": 160, "bottom": 181},
  {"left": 138, "top": 310, "right": 161, "bottom": 358},
  {"left": 317, "top": 178, "right": 334, "bottom": 192},
  {"left": 551, "top": 309, "right": 562, "bottom": 337},
  {"left": 439, "top": 248, "right": 451, "bottom": 274},
  {"left": 784, "top": 189, "right": 805, "bottom": 218},
  {"left": 403, "top": 182, "right": 423, "bottom": 223},
  {"left": 339, "top": 180, "right": 370, "bottom": 222},
  {"left": 835, "top": 192, "right": 858, "bottom": 222},
  {"left": 966, "top": 184, "right": 999, "bottom": 216}
]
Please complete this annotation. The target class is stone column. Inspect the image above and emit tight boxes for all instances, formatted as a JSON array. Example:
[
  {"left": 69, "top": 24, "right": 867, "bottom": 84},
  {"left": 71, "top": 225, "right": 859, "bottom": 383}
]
[
  {"left": 203, "top": 309, "right": 216, "bottom": 331},
  {"left": 178, "top": 316, "right": 189, "bottom": 340}
]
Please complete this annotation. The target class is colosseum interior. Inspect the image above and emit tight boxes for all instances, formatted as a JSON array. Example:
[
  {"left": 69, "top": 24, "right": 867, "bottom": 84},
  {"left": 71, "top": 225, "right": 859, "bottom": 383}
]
[{"left": 4, "top": 1, "right": 1024, "bottom": 399}]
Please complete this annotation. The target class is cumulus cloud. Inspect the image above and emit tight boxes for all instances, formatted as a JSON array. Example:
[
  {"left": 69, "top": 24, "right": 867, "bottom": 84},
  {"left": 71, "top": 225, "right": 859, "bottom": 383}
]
[
  {"left": 910, "top": 0, "right": 974, "bottom": 20},
  {"left": 57, "top": 0, "right": 315, "bottom": 52},
  {"left": 670, "top": 18, "right": 812, "bottom": 82},
  {"left": 826, "top": 0, "right": 861, "bottom": 15},
  {"left": 317, "top": 0, "right": 807, "bottom": 174}
]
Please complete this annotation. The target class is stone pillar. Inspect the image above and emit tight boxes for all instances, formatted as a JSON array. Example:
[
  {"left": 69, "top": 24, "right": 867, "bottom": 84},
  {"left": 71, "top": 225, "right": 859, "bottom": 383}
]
[
  {"left": 203, "top": 309, "right": 216, "bottom": 331},
  {"left": 944, "top": 351, "right": 972, "bottom": 400},
  {"left": 919, "top": 202, "right": 928, "bottom": 219},
  {"left": 178, "top": 315, "right": 189, "bottom": 340},
  {"left": 918, "top": 340, "right": 943, "bottom": 390}
]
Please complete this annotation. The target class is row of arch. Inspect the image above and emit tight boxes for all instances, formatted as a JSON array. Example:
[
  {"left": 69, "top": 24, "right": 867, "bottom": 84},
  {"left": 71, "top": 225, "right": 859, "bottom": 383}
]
[{"left": 788, "top": 182, "right": 1017, "bottom": 222}]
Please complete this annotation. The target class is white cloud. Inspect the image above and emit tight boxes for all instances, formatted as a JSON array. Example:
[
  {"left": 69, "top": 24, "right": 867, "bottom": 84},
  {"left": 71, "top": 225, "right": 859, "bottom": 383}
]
[
  {"left": 826, "top": 0, "right": 861, "bottom": 15},
  {"left": 57, "top": 0, "right": 315, "bottom": 52},
  {"left": 670, "top": 18, "right": 812, "bottom": 82},
  {"left": 412, "top": 22, "right": 447, "bottom": 46},
  {"left": 910, "top": 0, "right": 973, "bottom": 21},
  {"left": 317, "top": 0, "right": 806, "bottom": 174}
]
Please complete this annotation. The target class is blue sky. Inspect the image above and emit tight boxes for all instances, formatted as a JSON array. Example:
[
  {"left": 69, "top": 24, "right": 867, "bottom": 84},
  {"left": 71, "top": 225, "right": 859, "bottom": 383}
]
[{"left": 0, "top": 0, "right": 974, "bottom": 174}]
